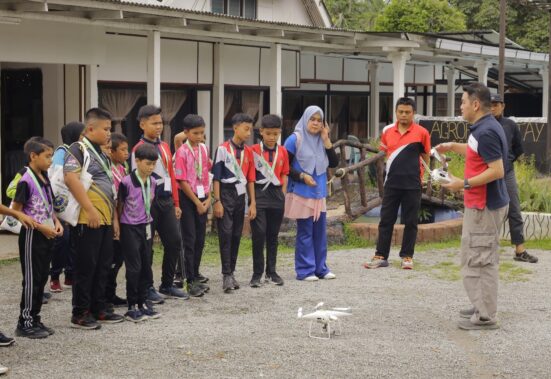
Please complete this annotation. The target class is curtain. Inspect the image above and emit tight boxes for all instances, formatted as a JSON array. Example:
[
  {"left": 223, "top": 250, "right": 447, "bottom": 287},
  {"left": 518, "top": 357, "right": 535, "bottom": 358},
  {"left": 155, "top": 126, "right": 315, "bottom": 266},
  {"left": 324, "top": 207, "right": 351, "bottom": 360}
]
[
  {"left": 224, "top": 91, "right": 235, "bottom": 118},
  {"left": 242, "top": 91, "right": 262, "bottom": 144},
  {"left": 330, "top": 95, "right": 347, "bottom": 140},
  {"left": 99, "top": 88, "right": 145, "bottom": 133},
  {"left": 161, "top": 90, "right": 188, "bottom": 143}
]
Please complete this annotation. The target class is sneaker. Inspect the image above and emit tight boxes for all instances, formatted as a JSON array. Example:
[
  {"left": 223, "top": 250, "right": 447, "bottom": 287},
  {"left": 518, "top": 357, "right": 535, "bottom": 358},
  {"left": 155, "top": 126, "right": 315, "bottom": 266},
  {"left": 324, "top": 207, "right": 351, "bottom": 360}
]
[
  {"left": 173, "top": 277, "right": 184, "bottom": 289},
  {"left": 231, "top": 274, "right": 240, "bottom": 290},
  {"left": 159, "top": 286, "right": 190, "bottom": 300},
  {"left": 63, "top": 277, "right": 73, "bottom": 287},
  {"left": 459, "top": 307, "right": 475, "bottom": 319},
  {"left": 34, "top": 321, "right": 54, "bottom": 336},
  {"left": 196, "top": 273, "right": 209, "bottom": 283},
  {"left": 50, "top": 280, "right": 63, "bottom": 293},
  {"left": 322, "top": 272, "right": 336, "bottom": 280},
  {"left": 112, "top": 296, "right": 127, "bottom": 308},
  {"left": 265, "top": 272, "right": 284, "bottom": 286},
  {"left": 302, "top": 275, "right": 319, "bottom": 281},
  {"left": 0, "top": 332, "right": 14, "bottom": 347},
  {"left": 0, "top": 364, "right": 7, "bottom": 375},
  {"left": 15, "top": 325, "right": 49, "bottom": 339},
  {"left": 194, "top": 281, "right": 210, "bottom": 293},
  {"left": 95, "top": 311, "right": 124, "bottom": 324},
  {"left": 364, "top": 255, "right": 389, "bottom": 269},
  {"left": 140, "top": 304, "right": 161, "bottom": 320},
  {"left": 514, "top": 251, "right": 538, "bottom": 263},
  {"left": 249, "top": 275, "right": 262, "bottom": 288},
  {"left": 147, "top": 287, "right": 165, "bottom": 304},
  {"left": 457, "top": 319, "right": 499, "bottom": 330},
  {"left": 187, "top": 282, "right": 205, "bottom": 297},
  {"left": 124, "top": 307, "right": 147, "bottom": 323},
  {"left": 42, "top": 292, "right": 52, "bottom": 304},
  {"left": 70, "top": 313, "right": 101, "bottom": 330},
  {"left": 222, "top": 275, "right": 234, "bottom": 293},
  {"left": 401, "top": 257, "right": 414, "bottom": 270}
]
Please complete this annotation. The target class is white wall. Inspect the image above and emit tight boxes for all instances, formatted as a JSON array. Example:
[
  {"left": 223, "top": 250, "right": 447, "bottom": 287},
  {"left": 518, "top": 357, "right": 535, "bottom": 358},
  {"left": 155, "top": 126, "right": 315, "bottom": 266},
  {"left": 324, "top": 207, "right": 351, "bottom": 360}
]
[
  {"left": 257, "top": 0, "right": 312, "bottom": 25},
  {"left": 65, "top": 65, "right": 81, "bottom": 123}
]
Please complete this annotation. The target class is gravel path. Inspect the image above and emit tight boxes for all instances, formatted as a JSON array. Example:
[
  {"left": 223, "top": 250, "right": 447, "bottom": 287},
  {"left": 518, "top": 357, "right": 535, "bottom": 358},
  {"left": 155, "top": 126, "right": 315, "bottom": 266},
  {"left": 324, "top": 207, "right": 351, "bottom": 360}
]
[{"left": 1, "top": 247, "right": 550, "bottom": 378}]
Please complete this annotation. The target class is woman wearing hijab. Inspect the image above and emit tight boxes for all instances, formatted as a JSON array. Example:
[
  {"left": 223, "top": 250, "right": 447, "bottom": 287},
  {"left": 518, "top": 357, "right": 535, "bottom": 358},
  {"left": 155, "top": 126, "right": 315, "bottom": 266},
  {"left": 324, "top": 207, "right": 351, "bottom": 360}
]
[{"left": 284, "top": 106, "right": 339, "bottom": 281}]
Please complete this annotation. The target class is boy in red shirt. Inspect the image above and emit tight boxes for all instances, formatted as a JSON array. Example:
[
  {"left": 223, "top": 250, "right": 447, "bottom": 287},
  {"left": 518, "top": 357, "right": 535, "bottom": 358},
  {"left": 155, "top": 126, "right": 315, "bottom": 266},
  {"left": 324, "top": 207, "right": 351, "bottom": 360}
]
[
  {"left": 250, "top": 115, "right": 289, "bottom": 287},
  {"left": 212, "top": 113, "right": 256, "bottom": 293}
]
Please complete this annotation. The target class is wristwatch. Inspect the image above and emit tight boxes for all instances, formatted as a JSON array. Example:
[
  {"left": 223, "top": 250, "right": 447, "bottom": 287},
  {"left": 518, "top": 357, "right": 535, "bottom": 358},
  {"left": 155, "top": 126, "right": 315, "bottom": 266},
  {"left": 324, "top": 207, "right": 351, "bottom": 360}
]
[{"left": 464, "top": 178, "right": 471, "bottom": 190}]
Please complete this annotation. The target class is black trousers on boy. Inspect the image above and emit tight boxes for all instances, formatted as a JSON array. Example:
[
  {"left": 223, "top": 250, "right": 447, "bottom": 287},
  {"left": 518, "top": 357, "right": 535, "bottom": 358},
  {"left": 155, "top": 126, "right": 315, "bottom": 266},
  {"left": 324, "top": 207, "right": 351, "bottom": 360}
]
[
  {"left": 105, "top": 239, "right": 124, "bottom": 302},
  {"left": 50, "top": 223, "right": 73, "bottom": 281},
  {"left": 72, "top": 225, "right": 113, "bottom": 317},
  {"left": 217, "top": 184, "right": 246, "bottom": 275},
  {"left": 120, "top": 224, "right": 152, "bottom": 307},
  {"left": 149, "top": 195, "right": 181, "bottom": 289},
  {"left": 376, "top": 187, "right": 421, "bottom": 259},
  {"left": 251, "top": 208, "right": 284, "bottom": 277},
  {"left": 179, "top": 193, "right": 208, "bottom": 283},
  {"left": 18, "top": 228, "right": 54, "bottom": 328}
]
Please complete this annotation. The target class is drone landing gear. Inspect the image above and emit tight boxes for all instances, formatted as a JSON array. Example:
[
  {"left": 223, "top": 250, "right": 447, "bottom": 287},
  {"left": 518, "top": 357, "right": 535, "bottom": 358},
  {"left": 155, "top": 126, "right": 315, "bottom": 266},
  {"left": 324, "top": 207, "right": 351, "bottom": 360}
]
[{"left": 308, "top": 319, "right": 343, "bottom": 339}]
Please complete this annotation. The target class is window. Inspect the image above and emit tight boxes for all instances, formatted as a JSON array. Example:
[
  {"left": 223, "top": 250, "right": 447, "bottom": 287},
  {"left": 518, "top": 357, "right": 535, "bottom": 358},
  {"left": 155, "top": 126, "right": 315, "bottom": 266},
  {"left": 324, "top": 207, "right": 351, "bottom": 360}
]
[{"left": 211, "top": 0, "right": 256, "bottom": 19}]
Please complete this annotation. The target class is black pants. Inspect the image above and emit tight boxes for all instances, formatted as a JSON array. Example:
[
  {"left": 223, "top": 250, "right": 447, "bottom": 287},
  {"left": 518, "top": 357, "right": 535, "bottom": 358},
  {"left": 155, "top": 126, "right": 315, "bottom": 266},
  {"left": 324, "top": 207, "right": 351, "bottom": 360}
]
[
  {"left": 251, "top": 207, "right": 284, "bottom": 277},
  {"left": 18, "top": 228, "right": 54, "bottom": 328},
  {"left": 50, "top": 223, "right": 74, "bottom": 280},
  {"left": 180, "top": 193, "right": 208, "bottom": 283},
  {"left": 150, "top": 196, "right": 182, "bottom": 289},
  {"left": 105, "top": 239, "right": 124, "bottom": 302},
  {"left": 120, "top": 224, "right": 152, "bottom": 307},
  {"left": 72, "top": 225, "right": 113, "bottom": 317},
  {"left": 376, "top": 187, "right": 421, "bottom": 259},
  {"left": 217, "top": 184, "right": 246, "bottom": 275}
]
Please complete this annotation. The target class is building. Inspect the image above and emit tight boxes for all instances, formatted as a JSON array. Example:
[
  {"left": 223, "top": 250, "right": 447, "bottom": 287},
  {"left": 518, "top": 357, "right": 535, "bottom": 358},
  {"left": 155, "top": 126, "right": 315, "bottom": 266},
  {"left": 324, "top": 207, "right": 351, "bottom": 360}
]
[{"left": 0, "top": 0, "right": 548, "bottom": 201}]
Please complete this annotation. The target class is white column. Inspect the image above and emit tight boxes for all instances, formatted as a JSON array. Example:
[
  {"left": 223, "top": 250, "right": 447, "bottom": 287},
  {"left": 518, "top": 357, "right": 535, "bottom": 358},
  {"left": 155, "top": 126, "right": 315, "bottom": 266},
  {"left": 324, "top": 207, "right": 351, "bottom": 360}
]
[
  {"left": 85, "top": 64, "right": 98, "bottom": 109},
  {"left": 368, "top": 62, "right": 380, "bottom": 137},
  {"left": 269, "top": 43, "right": 282, "bottom": 116},
  {"left": 540, "top": 68, "right": 549, "bottom": 118},
  {"left": 445, "top": 66, "right": 456, "bottom": 117},
  {"left": 388, "top": 51, "right": 410, "bottom": 114},
  {"left": 147, "top": 30, "right": 161, "bottom": 106},
  {"left": 212, "top": 43, "right": 225, "bottom": 148},
  {"left": 474, "top": 60, "right": 492, "bottom": 85}
]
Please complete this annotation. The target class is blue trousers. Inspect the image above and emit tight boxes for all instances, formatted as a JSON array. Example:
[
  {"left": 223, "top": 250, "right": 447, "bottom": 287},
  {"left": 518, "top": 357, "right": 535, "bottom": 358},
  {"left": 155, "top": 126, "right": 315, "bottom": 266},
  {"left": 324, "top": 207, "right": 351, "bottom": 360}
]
[{"left": 295, "top": 212, "right": 330, "bottom": 280}]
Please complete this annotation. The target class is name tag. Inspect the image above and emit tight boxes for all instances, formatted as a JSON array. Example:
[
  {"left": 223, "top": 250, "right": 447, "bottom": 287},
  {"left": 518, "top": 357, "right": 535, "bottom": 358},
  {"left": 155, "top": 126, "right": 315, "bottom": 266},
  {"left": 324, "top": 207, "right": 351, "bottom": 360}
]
[
  {"left": 236, "top": 182, "right": 246, "bottom": 196},
  {"left": 43, "top": 218, "right": 55, "bottom": 229},
  {"left": 197, "top": 185, "right": 205, "bottom": 199},
  {"left": 146, "top": 224, "right": 152, "bottom": 240},
  {"left": 164, "top": 180, "right": 172, "bottom": 192}
]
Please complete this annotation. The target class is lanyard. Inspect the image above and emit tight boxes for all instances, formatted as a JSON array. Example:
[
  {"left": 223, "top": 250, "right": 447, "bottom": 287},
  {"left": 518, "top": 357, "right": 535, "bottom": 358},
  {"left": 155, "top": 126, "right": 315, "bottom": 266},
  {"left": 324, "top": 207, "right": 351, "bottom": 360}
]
[
  {"left": 260, "top": 142, "right": 279, "bottom": 172},
  {"left": 156, "top": 142, "right": 170, "bottom": 175},
  {"left": 135, "top": 171, "right": 151, "bottom": 217},
  {"left": 112, "top": 164, "right": 125, "bottom": 183},
  {"left": 228, "top": 141, "right": 244, "bottom": 172},
  {"left": 186, "top": 140, "right": 203, "bottom": 180},
  {"left": 83, "top": 138, "right": 113, "bottom": 181},
  {"left": 27, "top": 168, "right": 53, "bottom": 218}
]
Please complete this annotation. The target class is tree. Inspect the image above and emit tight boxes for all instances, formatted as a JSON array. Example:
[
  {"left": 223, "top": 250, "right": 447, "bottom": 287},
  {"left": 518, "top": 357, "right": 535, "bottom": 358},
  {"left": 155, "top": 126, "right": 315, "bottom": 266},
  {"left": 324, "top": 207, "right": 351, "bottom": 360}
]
[
  {"left": 323, "top": 0, "right": 386, "bottom": 30},
  {"left": 373, "top": 0, "right": 467, "bottom": 33}
]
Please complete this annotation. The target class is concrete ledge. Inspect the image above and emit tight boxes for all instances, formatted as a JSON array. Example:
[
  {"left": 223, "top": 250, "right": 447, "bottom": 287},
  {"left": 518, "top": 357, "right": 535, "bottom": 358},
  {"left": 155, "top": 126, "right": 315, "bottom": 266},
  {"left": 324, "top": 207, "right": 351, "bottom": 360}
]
[
  {"left": 500, "top": 211, "right": 551, "bottom": 241},
  {"left": 349, "top": 218, "right": 463, "bottom": 243}
]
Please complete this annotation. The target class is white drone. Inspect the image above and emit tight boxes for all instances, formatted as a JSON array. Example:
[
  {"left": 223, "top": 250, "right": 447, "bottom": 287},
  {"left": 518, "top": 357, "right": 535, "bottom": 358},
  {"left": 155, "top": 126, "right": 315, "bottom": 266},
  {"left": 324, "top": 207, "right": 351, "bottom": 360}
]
[
  {"left": 422, "top": 148, "right": 451, "bottom": 184},
  {"left": 297, "top": 302, "right": 352, "bottom": 340}
]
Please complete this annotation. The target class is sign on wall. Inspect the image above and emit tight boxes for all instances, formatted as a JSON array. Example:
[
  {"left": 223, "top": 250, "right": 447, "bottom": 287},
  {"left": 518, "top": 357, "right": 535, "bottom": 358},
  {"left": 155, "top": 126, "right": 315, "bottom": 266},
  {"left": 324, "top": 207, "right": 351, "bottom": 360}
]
[{"left": 416, "top": 116, "right": 548, "bottom": 172}]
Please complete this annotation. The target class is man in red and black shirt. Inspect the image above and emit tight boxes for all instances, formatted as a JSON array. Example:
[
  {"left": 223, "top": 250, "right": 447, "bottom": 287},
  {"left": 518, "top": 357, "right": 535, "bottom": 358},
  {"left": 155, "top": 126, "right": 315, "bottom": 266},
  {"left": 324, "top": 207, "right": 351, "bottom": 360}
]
[
  {"left": 436, "top": 83, "right": 509, "bottom": 331},
  {"left": 365, "top": 97, "right": 430, "bottom": 270}
]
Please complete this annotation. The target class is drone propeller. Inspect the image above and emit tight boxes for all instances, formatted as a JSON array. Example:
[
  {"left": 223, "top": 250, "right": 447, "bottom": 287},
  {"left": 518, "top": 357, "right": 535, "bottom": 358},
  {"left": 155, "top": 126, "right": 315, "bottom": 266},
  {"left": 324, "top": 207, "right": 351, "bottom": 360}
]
[
  {"left": 297, "top": 308, "right": 303, "bottom": 318},
  {"left": 332, "top": 307, "right": 351, "bottom": 311},
  {"left": 329, "top": 315, "right": 338, "bottom": 321},
  {"left": 314, "top": 302, "right": 324, "bottom": 310}
]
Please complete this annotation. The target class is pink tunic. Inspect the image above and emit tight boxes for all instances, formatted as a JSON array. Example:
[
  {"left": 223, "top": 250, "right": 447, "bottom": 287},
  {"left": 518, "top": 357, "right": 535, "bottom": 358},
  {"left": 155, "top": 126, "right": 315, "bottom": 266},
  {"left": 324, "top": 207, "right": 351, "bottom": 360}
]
[{"left": 284, "top": 192, "right": 326, "bottom": 221}]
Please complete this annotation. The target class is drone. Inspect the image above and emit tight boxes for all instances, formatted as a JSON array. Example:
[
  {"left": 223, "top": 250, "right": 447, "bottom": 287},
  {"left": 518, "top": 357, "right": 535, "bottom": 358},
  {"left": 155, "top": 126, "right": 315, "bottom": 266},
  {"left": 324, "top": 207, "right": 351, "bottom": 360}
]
[
  {"left": 297, "top": 302, "right": 352, "bottom": 340},
  {"left": 421, "top": 148, "right": 451, "bottom": 184}
]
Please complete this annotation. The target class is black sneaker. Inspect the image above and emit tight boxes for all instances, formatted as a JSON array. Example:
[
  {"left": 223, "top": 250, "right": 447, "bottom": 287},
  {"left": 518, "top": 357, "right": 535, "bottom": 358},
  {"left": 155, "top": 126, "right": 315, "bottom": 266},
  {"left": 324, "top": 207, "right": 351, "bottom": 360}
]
[
  {"left": 0, "top": 332, "right": 14, "bottom": 347},
  {"left": 140, "top": 303, "right": 161, "bottom": 319},
  {"left": 173, "top": 277, "right": 184, "bottom": 289},
  {"left": 187, "top": 282, "right": 204, "bottom": 297},
  {"left": 196, "top": 273, "right": 209, "bottom": 283},
  {"left": 159, "top": 285, "right": 190, "bottom": 300},
  {"left": 249, "top": 275, "right": 262, "bottom": 288},
  {"left": 71, "top": 313, "right": 101, "bottom": 330},
  {"left": 15, "top": 325, "right": 49, "bottom": 339},
  {"left": 194, "top": 281, "right": 209, "bottom": 293},
  {"left": 95, "top": 311, "right": 124, "bottom": 324},
  {"left": 231, "top": 274, "right": 240, "bottom": 290},
  {"left": 222, "top": 275, "right": 234, "bottom": 293},
  {"left": 112, "top": 296, "right": 127, "bottom": 307},
  {"left": 34, "top": 321, "right": 54, "bottom": 336},
  {"left": 42, "top": 292, "right": 51, "bottom": 305},
  {"left": 147, "top": 287, "right": 165, "bottom": 304},
  {"left": 124, "top": 307, "right": 146, "bottom": 323},
  {"left": 514, "top": 251, "right": 538, "bottom": 263},
  {"left": 265, "top": 272, "right": 284, "bottom": 286}
]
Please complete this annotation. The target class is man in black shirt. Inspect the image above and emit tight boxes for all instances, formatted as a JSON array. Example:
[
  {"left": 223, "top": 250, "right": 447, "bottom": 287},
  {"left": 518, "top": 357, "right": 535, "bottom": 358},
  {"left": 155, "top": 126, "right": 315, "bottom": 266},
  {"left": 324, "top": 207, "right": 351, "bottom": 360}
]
[{"left": 490, "top": 94, "right": 537, "bottom": 263}]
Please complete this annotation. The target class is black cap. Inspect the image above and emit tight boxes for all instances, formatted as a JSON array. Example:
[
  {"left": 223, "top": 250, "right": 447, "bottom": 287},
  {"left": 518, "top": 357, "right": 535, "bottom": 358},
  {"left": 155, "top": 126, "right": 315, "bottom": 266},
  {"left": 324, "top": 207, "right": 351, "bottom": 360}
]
[{"left": 490, "top": 94, "right": 504, "bottom": 103}]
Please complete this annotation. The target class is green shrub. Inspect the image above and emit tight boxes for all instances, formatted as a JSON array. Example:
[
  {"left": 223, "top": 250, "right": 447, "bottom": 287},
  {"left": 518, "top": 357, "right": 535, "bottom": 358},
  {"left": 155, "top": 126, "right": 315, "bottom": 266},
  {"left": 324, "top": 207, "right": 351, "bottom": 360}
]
[{"left": 515, "top": 155, "right": 551, "bottom": 213}]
